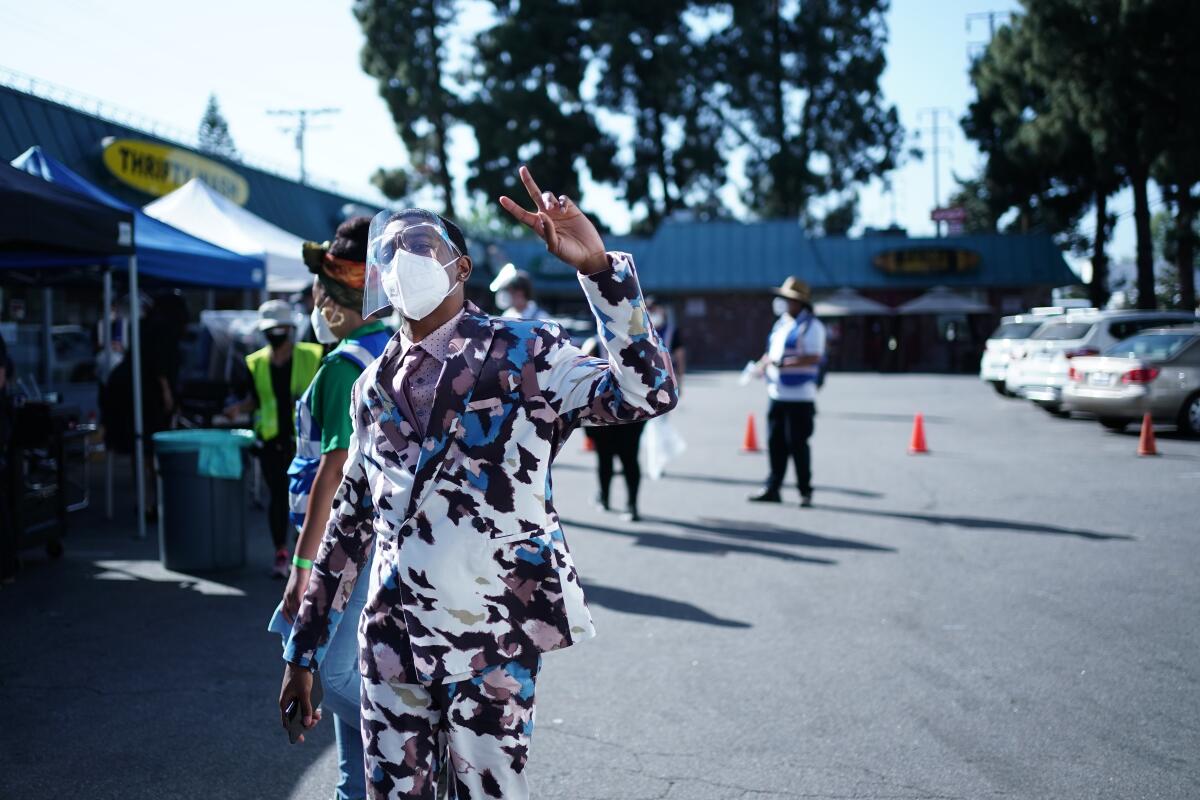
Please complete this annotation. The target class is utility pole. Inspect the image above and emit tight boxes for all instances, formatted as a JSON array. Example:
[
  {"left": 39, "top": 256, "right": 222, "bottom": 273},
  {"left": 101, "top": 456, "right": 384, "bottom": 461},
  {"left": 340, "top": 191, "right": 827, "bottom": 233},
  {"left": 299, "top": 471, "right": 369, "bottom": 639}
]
[
  {"left": 966, "top": 10, "right": 1012, "bottom": 57},
  {"left": 267, "top": 107, "right": 339, "bottom": 183},
  {"left": 916, "top": 107, "right": 953, "bottom": 237}
]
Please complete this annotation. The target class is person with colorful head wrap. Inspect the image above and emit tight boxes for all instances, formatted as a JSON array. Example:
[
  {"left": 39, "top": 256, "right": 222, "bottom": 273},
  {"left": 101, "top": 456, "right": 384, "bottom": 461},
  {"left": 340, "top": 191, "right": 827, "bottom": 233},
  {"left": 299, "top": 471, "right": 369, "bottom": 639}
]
[{"left": 270, "top": 215, "right": 391, "bottom": 800}]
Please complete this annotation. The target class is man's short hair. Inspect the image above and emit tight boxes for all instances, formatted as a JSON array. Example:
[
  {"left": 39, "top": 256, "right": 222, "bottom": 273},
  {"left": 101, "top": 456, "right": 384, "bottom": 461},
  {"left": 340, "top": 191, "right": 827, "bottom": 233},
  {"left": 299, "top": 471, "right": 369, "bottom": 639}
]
[{"left": 438, "top": 215, "right": 469, "bottom": 258}]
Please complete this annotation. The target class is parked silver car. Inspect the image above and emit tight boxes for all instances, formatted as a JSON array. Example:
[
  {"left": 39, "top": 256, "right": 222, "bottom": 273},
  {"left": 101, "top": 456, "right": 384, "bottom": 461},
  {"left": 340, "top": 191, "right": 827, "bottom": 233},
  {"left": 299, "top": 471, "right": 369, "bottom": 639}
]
[
  {"left": 1006, "top": 310, "right": 1198, "bottom": 413},
  {"left": 1062, "top": 325, "right": 1200, "bottom": 435},
  {"left": 979, "top": 308, "right": 1071, "bottom": 395}
]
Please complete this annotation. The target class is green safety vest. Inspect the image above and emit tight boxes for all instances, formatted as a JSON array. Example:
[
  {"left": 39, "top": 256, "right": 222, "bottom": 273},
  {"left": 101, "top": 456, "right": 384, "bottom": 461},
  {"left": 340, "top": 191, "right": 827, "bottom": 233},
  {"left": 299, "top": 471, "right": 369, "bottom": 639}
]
[{"left": 245, "top": 342, "right": 323, "bottom": 442}]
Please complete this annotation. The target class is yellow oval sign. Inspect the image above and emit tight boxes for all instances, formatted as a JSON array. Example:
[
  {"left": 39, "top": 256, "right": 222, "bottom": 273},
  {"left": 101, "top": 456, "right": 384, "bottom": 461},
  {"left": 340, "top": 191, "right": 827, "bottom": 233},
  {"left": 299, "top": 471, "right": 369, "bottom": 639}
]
[
  {"left": 100, "top": 137, "right": 250, "bottom": 205},
  {"left": 873, "top": 248, "right": 980, "bottom": 275}
]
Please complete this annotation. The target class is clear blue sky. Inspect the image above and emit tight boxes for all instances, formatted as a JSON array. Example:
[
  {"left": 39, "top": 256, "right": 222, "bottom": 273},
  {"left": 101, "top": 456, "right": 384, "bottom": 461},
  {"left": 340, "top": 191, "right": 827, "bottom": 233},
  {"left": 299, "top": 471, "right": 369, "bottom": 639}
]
[{"left": 0, "top": 0, "right": 1136, "bottom": 265}]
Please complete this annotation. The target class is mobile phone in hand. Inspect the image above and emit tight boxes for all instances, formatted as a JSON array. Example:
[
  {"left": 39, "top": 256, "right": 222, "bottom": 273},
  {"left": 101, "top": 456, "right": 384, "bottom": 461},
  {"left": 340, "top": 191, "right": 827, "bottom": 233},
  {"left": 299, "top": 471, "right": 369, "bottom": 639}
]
[{"left": 285, "top": 667, "right": 323, "bottom": 744}]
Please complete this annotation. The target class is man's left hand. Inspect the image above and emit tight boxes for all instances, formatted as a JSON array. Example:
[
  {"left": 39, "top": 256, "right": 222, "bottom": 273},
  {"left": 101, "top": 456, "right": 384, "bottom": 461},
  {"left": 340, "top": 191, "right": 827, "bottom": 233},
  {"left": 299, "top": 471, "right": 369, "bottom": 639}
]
[{"left": 499, "top": 166, "right": 608, "bottom": 275}]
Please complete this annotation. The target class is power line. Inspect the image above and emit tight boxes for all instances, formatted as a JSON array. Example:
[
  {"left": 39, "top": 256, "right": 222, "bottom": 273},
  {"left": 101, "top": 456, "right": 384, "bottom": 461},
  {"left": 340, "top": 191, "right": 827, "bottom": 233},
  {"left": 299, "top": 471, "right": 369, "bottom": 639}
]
[
  {"left": 966, "top": 10, "right": 1013, "bottom": 57},
  {"left": 266, "top": 107, "right": 340, "bottom": 184}
]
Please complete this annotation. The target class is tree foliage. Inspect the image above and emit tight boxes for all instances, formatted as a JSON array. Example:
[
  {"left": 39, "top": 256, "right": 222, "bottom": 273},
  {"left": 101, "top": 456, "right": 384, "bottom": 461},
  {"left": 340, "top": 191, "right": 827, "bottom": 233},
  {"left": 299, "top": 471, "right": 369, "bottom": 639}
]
[
  {"left": 197, "top": 94, "right": 238, "bottom": 159},
  {"left": 355, "top": 0, "right": 462, "bottom": 216},
  {"left": 356, "top": 0, "right": 900, "bottom": 233}
]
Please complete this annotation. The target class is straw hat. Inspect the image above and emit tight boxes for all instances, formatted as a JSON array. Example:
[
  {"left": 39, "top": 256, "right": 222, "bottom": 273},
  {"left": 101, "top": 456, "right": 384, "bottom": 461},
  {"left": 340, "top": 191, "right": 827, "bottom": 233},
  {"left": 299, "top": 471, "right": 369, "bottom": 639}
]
[{"left": 772, "top": 276, "right": 811, "bottom": 303}]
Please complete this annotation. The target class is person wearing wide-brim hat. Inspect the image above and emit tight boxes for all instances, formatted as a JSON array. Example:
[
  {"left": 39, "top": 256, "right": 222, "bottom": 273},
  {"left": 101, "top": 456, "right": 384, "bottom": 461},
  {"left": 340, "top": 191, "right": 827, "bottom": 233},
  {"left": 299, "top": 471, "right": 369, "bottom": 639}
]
[{"left": 748, "top": 275, "right": 827, "bottom": 507}]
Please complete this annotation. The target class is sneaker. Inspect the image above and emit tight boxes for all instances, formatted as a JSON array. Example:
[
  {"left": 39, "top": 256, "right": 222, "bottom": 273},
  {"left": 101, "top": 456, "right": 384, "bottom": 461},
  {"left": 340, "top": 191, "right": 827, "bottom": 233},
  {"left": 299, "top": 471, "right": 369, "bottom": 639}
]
[
  {"left": 621, "top": 507, "right": 641, "bottom": 523},
  {"left": 272, "top": 548, "right": 290, "bottom": 580},
  {"left": 800, "top": 494, "right": 814, "bottom": 508},
  {"left": 748, "top": 488, "right": 782, "bottom": 503}
]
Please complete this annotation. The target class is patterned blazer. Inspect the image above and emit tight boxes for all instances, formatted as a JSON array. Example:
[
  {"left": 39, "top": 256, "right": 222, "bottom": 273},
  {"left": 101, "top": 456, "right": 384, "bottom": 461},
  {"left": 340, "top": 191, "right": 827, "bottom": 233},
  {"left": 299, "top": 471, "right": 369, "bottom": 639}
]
[{"left": 285, "top": 253, "right": 678, "bottom": 684}]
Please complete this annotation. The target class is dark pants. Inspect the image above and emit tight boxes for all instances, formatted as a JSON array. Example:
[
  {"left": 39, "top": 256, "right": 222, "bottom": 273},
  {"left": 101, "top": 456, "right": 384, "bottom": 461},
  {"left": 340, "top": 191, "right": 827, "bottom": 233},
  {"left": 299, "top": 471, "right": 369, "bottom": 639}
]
[
  {"left": 766, "top": 399, "right": 815, "bottom": 497},
  {"left": 258, "top": 437, "right": 295, "bottom": 549},
  {"left": 589, "top": 422, "right": 646, "bottom": 511}
]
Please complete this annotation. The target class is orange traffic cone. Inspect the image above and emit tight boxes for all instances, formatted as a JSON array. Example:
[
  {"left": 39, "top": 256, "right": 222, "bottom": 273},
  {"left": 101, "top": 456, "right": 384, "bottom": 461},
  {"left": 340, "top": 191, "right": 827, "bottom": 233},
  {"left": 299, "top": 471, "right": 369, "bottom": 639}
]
[
  {"left": 582, "top": 433, "right": 595, "bottom": 452},
  {"left": 741, "top": 414, "right": 761, "bottom": 453},
  {"left": 908, "top": 413, "right": 929, "bottom": 454},
  {"left": 1137, "top": 412, "right": 1159, "bottom": 457}
]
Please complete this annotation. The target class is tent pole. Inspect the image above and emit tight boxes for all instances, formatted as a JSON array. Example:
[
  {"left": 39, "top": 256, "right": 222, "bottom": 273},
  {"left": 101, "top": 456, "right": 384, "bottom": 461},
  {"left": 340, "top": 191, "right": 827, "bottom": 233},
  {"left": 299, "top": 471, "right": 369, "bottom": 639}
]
[
  {"left": 102, "top": 269, "right": 114, "bottom": 520},
  {"left": 128, "top": 255, "right": 147, "bottom": 541},
  {"left": 41, "top": 286, "right": 54, "bottom": 390}
]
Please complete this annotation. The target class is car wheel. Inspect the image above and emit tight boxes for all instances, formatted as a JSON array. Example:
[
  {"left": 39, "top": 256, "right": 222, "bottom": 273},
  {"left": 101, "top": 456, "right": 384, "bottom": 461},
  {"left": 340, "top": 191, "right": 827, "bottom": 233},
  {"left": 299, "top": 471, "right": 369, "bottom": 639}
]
[
  {"left": 1099, "top": 417, "right": 1129, "bottom": 432},
  {"left": 991, "top": 381, "right": 1009, "bottom": 396},
  {"left": 1178, "top": 392, "right": 1200, "bottom": 438},
  {"left": 1038, "top": 403, "right": 1069, "bottom": 418}
]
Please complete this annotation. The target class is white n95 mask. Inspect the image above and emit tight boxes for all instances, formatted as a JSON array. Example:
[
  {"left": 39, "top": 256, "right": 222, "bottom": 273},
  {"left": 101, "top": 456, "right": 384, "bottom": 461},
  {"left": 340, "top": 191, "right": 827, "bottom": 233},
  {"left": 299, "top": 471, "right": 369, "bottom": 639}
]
[
  {"left": 310, "top": 307, "right": 339, "bottom": 344},
  {"left": 380, "top": 250, "right": 459, "bottom": 321}
]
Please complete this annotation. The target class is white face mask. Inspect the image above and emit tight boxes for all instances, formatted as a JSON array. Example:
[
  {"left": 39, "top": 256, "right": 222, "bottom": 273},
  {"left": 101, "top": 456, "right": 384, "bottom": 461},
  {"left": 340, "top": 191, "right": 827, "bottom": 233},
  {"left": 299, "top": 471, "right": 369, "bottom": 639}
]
[
  {"left": 495, "top": 289, "right": 513, "bottom": 311},
  {"left": 772, "top": 297, "right": 791, "bottom": 317},
  {"left": 382, "top": 250, "right": 460, "bottom": 321},
  {"left": 310, "top": 306, "right": 339, "bottom": 344}
]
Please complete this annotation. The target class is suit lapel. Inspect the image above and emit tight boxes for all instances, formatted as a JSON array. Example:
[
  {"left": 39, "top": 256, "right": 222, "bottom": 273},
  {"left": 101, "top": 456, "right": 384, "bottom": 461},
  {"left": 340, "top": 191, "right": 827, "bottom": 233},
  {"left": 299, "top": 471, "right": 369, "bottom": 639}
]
[{"left": 406, "top": 306, "right": 495, "bottom": 518}]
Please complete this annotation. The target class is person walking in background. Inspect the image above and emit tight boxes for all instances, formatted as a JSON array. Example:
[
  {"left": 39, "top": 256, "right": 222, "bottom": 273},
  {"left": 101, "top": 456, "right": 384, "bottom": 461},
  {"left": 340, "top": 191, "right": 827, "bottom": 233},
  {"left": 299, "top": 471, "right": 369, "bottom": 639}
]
[
  {"left": 272, "top": 216, "right": 390, "bottom": 800},
  {"left": 492, "top": 266, "right": 544, "bottom": 320},
  {"left": 277, "top": 166, "right": 678, "bottom": 799},
  {"left": 749, "top": 277, "right": 826, "bottom": 508},
  {"left": 646, "top": 296, "right": 686, "bottom": 391},
  {"left": 225, "top": 300, "right": 322, "bottom": 578},
  {"left": 582, "top": 330, "right": 648, "bottom": 522}
]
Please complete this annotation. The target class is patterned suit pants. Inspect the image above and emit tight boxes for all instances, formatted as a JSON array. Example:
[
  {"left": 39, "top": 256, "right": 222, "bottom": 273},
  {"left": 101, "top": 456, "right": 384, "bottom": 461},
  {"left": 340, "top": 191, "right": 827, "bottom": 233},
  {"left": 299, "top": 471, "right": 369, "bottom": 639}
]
[{"left": 361, "top": 656, "right": 540, "bottom": 799}]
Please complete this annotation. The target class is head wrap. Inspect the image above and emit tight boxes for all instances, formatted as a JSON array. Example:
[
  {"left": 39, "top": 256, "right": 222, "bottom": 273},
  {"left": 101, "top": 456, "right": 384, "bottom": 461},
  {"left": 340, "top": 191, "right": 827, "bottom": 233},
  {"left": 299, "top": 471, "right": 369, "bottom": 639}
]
[{"left": 302, "top": 215, "right": 371, "bottom": 310}]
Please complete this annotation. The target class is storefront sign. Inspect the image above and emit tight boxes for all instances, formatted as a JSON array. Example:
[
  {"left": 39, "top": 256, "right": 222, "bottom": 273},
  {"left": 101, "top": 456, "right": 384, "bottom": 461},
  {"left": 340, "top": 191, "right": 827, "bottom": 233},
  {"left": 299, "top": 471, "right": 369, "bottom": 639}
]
[
  {"left": 872, "top": 248, "right": 980, "bottom": 275},
  {"left": 100, "top": 138, "right": 249, "bottom": 205}
]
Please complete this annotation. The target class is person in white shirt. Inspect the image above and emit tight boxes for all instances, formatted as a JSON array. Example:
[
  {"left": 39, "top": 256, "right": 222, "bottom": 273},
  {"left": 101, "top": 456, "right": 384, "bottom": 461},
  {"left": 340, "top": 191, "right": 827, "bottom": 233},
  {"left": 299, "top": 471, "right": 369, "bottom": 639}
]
[
  {"left": 749, "top": 277, "right": 826, "bottom": 508},
  {"left": 494, "top": 268, "right": 544, "bottom": 320}
]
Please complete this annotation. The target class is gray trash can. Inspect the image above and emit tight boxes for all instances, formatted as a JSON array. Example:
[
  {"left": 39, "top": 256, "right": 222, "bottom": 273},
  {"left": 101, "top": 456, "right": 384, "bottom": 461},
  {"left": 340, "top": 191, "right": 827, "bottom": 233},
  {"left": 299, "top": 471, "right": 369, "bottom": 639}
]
[{"left": 152, "top": 429, "right": 255, "bottom": 572}]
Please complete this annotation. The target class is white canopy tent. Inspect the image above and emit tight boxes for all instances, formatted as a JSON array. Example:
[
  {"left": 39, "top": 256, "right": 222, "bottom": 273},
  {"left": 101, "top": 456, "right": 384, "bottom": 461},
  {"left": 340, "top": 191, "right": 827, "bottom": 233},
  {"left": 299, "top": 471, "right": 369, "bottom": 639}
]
[
  {"left": 144, "top": 178, "right": 310, "bottom": 293},
  {"left": 814, "top": 287, "right": 894, "bottom": 317}
]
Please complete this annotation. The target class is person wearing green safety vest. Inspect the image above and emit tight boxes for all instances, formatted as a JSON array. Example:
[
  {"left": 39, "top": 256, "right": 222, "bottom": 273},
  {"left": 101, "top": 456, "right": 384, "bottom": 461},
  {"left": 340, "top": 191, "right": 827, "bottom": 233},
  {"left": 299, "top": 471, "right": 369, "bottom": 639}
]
[{"left": 225, "top": 299, "right": 322, "bottom": 578}]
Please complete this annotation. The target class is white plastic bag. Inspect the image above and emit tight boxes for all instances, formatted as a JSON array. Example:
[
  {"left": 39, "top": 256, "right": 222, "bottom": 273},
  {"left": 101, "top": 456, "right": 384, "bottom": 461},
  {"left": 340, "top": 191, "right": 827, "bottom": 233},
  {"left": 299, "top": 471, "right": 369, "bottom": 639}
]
[{"left": 641, "top": 414, "right": 687, "bottom": 480}]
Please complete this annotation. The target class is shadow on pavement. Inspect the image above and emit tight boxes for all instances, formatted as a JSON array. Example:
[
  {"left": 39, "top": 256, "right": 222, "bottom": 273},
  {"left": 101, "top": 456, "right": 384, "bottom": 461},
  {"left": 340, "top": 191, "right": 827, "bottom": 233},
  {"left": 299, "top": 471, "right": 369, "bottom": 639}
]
[
  {"left": 581, "top": 582, "right": 752, "bottom": 628},
  {"left": 641, "top": 515, "right": 896, "bottom": 552},
  {"left": 553, "top": 461, "right": 884, "bottom": 498},
  {"left": 562, "top": 517, "right": 837, "bottom": 565},
  {"left": 812, "top": 503, "right": 1134, "bottom": 541}
]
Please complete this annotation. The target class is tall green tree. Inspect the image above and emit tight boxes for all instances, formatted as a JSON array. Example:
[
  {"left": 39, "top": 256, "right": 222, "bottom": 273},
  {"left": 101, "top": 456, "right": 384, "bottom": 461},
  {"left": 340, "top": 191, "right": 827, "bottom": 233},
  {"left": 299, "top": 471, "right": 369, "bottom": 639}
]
[
  {"left": 715, "top": 0, "right": 902, "bottom": 219},
  {"left": 197, "top": 94, "right": 238, "bottom": 158},
  {"left": 588, "top": 0, "right": 726, "bottom": 230},
  {"left": 1022, "top": 0, "right": 1185, "bottom": 309},
  {"left": 460, "top": 0, "right": 618, "bottom": 216},
  {"left": 355, "top": 0, "right": 461, "bottom": 216}
]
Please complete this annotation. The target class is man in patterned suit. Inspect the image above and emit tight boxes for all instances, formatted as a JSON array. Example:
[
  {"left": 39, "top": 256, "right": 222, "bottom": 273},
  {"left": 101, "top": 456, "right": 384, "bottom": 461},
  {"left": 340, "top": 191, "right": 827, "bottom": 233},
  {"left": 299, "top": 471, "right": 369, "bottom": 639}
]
[{"left": 278, "top": 166, "right": 678, "bottom": 799}]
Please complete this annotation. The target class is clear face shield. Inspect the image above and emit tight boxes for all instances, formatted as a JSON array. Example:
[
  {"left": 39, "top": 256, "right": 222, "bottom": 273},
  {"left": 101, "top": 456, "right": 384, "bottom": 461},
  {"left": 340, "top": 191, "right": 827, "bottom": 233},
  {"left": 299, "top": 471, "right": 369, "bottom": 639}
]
[{"left": 364, "top": 208, "right": 464, "bottom": 320}]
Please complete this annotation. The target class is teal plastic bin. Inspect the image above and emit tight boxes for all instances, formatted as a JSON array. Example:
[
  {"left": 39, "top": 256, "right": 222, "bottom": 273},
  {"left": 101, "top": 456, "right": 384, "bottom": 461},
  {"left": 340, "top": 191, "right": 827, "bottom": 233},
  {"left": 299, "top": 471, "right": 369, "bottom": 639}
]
[{"left": 152, "top": 429, "right": 255, "bottom": 572}]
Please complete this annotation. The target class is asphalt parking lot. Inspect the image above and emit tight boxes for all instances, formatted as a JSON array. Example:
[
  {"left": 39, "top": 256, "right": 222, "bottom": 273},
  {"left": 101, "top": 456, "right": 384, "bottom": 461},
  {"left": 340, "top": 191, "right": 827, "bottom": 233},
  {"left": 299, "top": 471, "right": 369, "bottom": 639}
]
[{"left": 2, "top": 371, "right": 1197, "bottom": 799}]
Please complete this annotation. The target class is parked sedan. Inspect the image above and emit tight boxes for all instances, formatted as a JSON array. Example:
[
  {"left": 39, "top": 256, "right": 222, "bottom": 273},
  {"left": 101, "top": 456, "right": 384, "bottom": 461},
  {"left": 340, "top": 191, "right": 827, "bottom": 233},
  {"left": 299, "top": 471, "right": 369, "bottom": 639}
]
[
  {"left": 1006, "top": 309, "right": 1198, "bottom": 413},
  {"left": 1062, "top": 325, "right": 1200, "bottom": 435},
  {"left": 979, "top": 309, "right": 1068, "bottom": 395}
]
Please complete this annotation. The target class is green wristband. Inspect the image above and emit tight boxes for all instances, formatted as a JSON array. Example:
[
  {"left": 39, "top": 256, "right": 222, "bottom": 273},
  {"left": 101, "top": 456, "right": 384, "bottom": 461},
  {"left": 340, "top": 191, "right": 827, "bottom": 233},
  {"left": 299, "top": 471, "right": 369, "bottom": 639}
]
[{"left": 292, "top": 555, "right": 314, "bottom": 569}]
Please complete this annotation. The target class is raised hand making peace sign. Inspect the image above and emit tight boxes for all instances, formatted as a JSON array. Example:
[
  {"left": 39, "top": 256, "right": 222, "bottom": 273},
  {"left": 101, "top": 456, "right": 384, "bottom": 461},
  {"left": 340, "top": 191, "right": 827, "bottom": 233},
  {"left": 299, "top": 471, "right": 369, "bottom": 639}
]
[{"left": 499, "top": 166, "right": 609, "bottom": 275}]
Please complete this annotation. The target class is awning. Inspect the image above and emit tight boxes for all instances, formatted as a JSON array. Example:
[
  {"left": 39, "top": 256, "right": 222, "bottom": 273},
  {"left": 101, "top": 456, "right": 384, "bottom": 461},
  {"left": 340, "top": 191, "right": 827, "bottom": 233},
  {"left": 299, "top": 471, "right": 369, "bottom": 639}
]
[
  {"left": 11, "top": 147, "right": 264, "bottom": 289},
  {"left": 145, "top": 178, "right": 309, "bottom": 293},
  {"left": 898, "top": 286, "right": 993, "bottom": 315},
  {"left": 814, "top": 287, "right": 893, "bottom": 317},
  {"left": 0, "top": 161, "right": 133, "bottom": 262}
]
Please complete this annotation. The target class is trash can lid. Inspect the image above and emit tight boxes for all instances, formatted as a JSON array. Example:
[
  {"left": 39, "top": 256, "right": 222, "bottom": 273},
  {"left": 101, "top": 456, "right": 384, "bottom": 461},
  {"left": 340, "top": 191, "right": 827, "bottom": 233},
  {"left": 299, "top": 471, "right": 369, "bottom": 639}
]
[{"left": 152, "top": 429, "right": 256, "bottom": 452}]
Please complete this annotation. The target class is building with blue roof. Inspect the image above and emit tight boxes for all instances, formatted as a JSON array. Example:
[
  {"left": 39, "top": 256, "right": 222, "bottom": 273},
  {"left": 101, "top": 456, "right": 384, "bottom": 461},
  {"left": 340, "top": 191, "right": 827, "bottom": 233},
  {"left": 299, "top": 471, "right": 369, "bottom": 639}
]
[{"left": 493, "top": 221, "right": 1079, "bottom": 371}]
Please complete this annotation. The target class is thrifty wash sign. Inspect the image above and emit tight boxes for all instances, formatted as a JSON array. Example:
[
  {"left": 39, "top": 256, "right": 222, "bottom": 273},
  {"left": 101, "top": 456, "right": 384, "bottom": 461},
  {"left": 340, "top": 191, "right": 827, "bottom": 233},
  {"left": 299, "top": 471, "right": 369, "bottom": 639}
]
[{"left": 100, "top": 137, "right": 250, "bottom": 205}]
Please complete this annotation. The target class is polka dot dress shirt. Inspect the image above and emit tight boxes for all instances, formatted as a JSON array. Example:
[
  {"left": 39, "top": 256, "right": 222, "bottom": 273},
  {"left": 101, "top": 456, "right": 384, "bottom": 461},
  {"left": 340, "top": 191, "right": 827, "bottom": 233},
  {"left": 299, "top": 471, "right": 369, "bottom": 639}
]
[{"left": 392, "top": 309, "right": 464, "bottom": 437}]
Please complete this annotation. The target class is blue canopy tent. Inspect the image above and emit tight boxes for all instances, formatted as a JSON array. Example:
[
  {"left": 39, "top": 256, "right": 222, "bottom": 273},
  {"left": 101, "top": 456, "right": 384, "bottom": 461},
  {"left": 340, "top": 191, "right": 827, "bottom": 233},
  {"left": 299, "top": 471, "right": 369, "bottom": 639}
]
[{"left": 9, "top": 147, "right": 265, "bottom": 540}]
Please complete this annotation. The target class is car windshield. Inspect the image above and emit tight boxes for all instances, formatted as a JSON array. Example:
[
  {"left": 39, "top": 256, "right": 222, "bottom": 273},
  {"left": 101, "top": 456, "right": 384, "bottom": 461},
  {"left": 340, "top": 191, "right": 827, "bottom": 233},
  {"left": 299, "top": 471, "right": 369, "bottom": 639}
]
[
  {"left": 1103, "top": 332, "right": 1196, "bottom": 360},
  {"left": 989, "top": 322, "right": 1043, "bottom": 340},
  {"left": 1031, "top": 321, "right": 1093, "bottom": 340}
]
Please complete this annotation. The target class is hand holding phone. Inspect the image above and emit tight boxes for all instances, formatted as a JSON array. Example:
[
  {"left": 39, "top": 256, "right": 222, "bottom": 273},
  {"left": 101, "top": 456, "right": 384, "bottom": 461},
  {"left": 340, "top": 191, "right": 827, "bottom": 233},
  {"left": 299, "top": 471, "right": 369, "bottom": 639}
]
[{"left": 279, "top": 663, "right": 323, "bottom": 744}]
